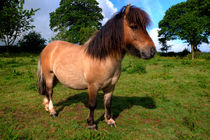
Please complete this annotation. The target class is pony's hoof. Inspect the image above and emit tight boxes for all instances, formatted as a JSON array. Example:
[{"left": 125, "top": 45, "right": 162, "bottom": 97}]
[
  {"left": 108, "top": 122, "right": 116, "bottom": 128},
  {"left": 88, "top": 124, "right": 97, "bottom": 130},
  {"left": 109, "top": 123, "right": 116, "bottom": 128},
  {"left": 106, "top": 118, "right": 116, "bottom": 128},
  {"left": 50, "top": 113, "right": 57, "bottom": 118},
  {"left": 45, "top": 106, "right": 49, "bottom": 112}
]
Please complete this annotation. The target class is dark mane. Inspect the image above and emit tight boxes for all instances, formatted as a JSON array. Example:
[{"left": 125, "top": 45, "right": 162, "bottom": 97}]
[
  {"left": 126, "top": 6, "right": 151, "bottom": 30},
  {"left": 85, "top": 5, "right": 151, "bottom": 59}
]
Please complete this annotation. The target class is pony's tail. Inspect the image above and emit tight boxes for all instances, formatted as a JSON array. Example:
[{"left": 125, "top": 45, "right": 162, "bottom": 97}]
[{"left": 37, "top": 58, "right": 46, "bottom": 95}]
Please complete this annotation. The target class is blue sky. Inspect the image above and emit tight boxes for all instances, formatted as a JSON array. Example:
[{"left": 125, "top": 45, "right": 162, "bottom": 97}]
[
  {"left": 20, "top": 0, "right": 209, "bottom": 52},
  {"left": 110, "top": 0, "right": 185, "bottom": 28}
]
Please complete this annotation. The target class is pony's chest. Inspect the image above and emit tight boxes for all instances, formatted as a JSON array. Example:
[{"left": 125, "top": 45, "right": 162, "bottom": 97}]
[
  {"left": 86, "top": 65, "right": 121, "bottom": 90},
  {"left": 83, "top": 59, "right": 122, "bottom": 89},
  {"left": 103, "top": 68, "right": 121, "bottom": 88}
]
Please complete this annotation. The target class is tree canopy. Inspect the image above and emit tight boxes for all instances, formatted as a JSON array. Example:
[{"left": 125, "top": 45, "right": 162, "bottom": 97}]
[
  {"left": 50, "top": 0, "right": 103, "bottom": 44},
  {"left": 0, "top": 0, "right": 38, "bottom": 46},
  {"left": 18, "top": 31, "right": 46, "bottom": 53},
  {"left": 158, "top": 0, "right": 209, "bottom": 59}
]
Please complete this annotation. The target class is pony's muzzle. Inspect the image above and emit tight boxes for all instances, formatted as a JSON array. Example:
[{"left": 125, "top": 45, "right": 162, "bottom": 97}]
[
  {"left": 140, "top": 46, "right": 156, "bottom": 59},
  {"left": 150, "top": 46, "right": 156, "bottom": 57}
]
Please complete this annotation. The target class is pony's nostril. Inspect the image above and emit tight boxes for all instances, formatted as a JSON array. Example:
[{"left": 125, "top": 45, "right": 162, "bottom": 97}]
[{"left": 150, "top": 47, "right": 156, "bottom": 56}]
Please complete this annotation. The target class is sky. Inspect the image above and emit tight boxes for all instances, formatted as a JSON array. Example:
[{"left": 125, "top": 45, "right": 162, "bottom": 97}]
[{"left": 22, "top": 0, "right": 209, "bottom": 52}]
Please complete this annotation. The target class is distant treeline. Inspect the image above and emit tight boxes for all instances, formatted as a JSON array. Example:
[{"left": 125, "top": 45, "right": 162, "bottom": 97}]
[
  {"left": 159, "top": 49, "right": 190, "bottom": 57},
  {"left": 0, "top": 44, "right": 45, "bottom": 53},
  {"left": 158, "top": 49, "right": 210, "bottom": 60},
  {"left": 0, "top": 31, "right": 46, "bottom": 53},
  {"left": 0, "top": 45, "right": 43, "bottom": 53}
]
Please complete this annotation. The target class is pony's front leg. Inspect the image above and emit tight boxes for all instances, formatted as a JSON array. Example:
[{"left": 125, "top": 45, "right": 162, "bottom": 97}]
[
  {"left": 87, "top": 84, "right": 98, "bottom": 130},
  {"left": 104, "top": 88, "right": 116, "bottom": 127}
]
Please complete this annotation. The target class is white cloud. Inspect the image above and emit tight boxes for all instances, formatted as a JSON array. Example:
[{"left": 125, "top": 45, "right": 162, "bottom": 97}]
[
  {"left": 96, "top": 0, "right": 118, "bottom": 25},
  {"left": 149, "top": 28, "right": 189, "bottom": 52},
  {"left": 23, "top": 0, "right": 59, "bottom": 42},
  {"left": 168, "top": 40, "right": 189, "bottom": 52},
  {"left": 197, "top": 43, "right": 210, "bottom": 52},
  {"left": 149, "top": 28, "right": 161, "bottom": 51}
]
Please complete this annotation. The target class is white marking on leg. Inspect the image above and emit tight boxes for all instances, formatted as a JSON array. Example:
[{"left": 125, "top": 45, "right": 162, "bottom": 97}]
[
  {"left": 49, "top": 100, "right": 55, "bottom": 114},
  {"left": 43, "top": 97, "right": 49, "bottom": 111}
]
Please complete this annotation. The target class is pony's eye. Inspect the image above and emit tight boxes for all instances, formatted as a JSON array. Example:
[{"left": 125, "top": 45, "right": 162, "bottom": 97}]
[{"left": 130, "top": 25, "right": 138, "bottom": 30}]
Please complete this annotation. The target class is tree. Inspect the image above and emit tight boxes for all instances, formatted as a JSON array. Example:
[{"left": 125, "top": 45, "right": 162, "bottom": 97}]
[
  {"left": 159, "top": 37, "right": 171, "bottom": 53},
  {"left": 0, "top": 0, "right": 38, "bottom": 46},
  {"left": 158, "top": 0, "right": 209, "bottom": 59},
  {"left": 18, "top": 31, "right": 46, "bottom": 53},
  {"left": 50, "top": 0, "right": 103, "bottom": 44}
]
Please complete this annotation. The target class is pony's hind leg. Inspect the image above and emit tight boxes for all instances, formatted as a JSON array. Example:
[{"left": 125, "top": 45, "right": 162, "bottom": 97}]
[
  {"left": 43, "top": 96, "right": 49, "bottom": 111},
  {"left": 44, "top": 74, "right": 57, "bottom": 117},
  {"left": 103, "top": 88, "right": 116, "bottom": 127}
]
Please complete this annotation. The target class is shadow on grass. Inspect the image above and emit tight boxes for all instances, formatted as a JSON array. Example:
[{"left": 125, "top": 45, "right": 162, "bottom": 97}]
[{"left": 55, "top": 92, "right": 156, "bottom": 124}]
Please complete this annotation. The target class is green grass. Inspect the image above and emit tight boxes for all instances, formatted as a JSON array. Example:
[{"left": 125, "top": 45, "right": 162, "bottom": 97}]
[{"left": 0, "top": 52, "right": 209, "bottom": 139}]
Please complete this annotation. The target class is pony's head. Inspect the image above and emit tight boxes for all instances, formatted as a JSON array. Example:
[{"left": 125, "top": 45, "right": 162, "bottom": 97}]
[
  {"left": 86, "top": 4, "right": 156, "bottom": 59},
  {"left": 122, "top": 4, "right": 156, "bottom": 59}
]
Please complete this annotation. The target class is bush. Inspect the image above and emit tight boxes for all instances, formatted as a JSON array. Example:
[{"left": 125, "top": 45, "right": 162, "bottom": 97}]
[
  {"left": 18, "top": 31, "right": 46, "bottom": 53},
  {"left": 122, "top": 60, "right": 146, "bottom": 74}
]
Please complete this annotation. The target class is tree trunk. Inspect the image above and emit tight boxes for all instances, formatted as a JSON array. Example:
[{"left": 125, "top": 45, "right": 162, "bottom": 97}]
[{"left": 191, "top": 44, "right": 195, "bottom": 60}]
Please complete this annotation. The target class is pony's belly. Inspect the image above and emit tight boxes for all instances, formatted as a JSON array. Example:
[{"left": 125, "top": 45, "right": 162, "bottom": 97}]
[
  {"left": 57, "top": 74, "right": 88, "bottom": 90},
  {"left": 62, "top": 80, "right": 87, "bottom": 90},
  {"left": 54, "top": 68, "right": 88, "bottom": 90}
]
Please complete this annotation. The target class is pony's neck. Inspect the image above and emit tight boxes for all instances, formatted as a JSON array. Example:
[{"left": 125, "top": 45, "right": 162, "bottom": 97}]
[
  {"left": 83, "top": 33, "right": 125, "bottom": 61},
  {"left": 84, "top": 14, "right": 124, "bottom": 60}
]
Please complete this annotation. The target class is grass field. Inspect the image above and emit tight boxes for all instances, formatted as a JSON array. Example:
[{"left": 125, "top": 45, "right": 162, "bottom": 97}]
[{"left": 0, "top": 52, "right": 209, "bottom": 139}]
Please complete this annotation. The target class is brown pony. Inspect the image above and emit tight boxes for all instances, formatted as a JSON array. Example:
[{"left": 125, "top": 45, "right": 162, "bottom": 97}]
[{"left": 38, "top": 5, "right": 156, "bottom": 130}]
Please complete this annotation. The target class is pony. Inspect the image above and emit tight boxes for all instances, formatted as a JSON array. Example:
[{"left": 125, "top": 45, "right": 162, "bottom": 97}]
[{"left": 37, "top": 4, "right": 156, "bottom": 130}]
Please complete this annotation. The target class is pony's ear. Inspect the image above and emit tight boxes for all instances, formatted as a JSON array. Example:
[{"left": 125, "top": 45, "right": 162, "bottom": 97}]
[{"left": 124, "top": 4, "right": 131, "bottom": 16}]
